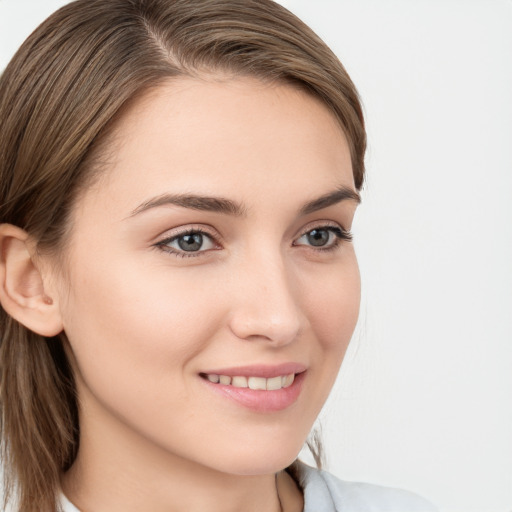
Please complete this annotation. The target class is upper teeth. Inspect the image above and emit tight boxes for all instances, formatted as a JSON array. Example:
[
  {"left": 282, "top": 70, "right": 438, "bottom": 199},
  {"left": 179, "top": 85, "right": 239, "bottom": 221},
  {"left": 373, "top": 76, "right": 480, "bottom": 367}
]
[{"left": 206, "top": 373, "right": 295, "bottom": 390}]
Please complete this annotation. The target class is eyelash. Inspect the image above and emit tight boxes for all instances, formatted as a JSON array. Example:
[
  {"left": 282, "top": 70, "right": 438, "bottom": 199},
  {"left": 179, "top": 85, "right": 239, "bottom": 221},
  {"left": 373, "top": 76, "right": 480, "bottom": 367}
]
[
  {"left": 294, "top": 225, "right": 352, "bottom": 252},
  {"left": 155, "top": 224, "right": 352, "bottom": 259},
  {"left": 155, "top": 227, "right": 220, "bottom": 259}
]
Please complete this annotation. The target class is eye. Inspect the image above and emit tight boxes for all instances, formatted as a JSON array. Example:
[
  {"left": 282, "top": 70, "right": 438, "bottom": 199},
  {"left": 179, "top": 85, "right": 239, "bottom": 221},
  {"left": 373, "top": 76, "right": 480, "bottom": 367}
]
[
  {"left": 156, "top": 229, "right": 218, "bottom": 257},
  {"left": 294, "top": 226, "right": 352, "bottom": 250}
]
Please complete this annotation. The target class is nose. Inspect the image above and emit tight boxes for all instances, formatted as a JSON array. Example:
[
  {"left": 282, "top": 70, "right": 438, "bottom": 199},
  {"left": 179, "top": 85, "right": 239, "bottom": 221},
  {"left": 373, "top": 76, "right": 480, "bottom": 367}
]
[{"left": 227, "top": 254, "right": 304, "bottom": 346}]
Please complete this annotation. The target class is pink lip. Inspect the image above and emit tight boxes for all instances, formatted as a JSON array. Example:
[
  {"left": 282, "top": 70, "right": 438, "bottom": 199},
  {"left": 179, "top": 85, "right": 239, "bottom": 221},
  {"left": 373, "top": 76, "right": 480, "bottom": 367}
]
[
  {"left": 199, "top": 363, "right": 307, "bottom": 413},
  {"left": 200, "top": 362, "right": 307, "bottom": 378}
]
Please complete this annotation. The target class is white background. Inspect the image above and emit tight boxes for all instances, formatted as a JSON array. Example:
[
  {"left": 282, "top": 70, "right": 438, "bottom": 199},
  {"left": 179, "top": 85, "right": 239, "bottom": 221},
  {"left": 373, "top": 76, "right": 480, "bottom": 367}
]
[{"left": 1, "top": 1, "right": 511, "bottom": 511}]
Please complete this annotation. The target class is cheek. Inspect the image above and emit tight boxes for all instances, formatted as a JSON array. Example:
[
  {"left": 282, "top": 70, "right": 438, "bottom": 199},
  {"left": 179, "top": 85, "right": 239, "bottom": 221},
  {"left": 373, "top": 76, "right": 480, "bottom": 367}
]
[
  {"left": 58, "top": 256, "right": 233, "bottom": 461},
  {"left": 59, "top": 254, "right": 224, "bottom": 396},
  {"left": 304, "top": 254, "right": 361, "bottom": 353},
  {"left": 290, "top": 253, "right": 360, "bottom": 423}
]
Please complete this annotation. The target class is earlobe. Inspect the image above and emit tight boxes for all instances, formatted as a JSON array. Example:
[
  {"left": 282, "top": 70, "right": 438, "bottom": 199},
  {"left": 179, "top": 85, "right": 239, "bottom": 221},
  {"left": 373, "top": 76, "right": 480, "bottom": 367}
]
[{"left": 0, "top": 224, "right": 63, "bottom": 337}]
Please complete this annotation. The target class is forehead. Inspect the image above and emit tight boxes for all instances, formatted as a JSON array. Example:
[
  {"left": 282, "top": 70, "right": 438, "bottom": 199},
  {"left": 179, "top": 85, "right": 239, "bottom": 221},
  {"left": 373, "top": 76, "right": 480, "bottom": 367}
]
[{"left": 78, "top": 77, "right": 353, "bottom": 217}]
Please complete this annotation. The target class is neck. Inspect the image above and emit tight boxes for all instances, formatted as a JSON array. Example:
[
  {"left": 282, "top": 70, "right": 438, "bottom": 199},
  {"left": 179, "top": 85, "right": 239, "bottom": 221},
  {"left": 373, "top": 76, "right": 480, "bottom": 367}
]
[
  {"left": 61, "top": 392, "right": 300, "bottom": 512},
  {"left": 63, "top": 458, "right": 282, "bottom": 512}
]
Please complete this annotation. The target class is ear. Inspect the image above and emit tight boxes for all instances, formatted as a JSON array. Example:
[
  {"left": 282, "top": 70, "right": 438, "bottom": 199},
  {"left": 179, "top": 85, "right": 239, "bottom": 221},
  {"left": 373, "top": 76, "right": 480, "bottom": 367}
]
[{"left": 0, "top": 224, "right": 63, "bottom": 337}]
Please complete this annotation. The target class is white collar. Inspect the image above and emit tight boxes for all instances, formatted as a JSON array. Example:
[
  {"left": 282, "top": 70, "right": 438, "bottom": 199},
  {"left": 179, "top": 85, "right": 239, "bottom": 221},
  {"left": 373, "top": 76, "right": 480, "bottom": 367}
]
[{"left": 59, "top": 492, "right": 80, "bottom": 512}]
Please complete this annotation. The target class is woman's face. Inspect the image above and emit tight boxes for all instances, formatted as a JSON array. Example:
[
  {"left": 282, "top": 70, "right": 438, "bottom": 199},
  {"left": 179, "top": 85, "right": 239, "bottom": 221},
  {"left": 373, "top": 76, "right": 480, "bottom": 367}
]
[{"left": 53, "top": 77, "right": 360, "bottom": 475}]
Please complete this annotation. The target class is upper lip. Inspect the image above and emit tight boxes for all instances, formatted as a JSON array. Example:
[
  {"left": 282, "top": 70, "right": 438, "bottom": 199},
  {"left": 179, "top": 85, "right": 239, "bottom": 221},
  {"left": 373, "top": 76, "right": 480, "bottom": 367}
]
[{"left": 200, "top": 363, "right": 307, "bottom": 379}]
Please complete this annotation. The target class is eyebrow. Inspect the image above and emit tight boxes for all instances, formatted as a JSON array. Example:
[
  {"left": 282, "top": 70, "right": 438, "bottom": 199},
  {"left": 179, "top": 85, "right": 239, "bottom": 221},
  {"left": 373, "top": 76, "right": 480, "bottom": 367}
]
[
  {"left": 129, "top": 193, "right": 246, "bottom": 217},
  {"left": 299, "top": 186, "right": 361, "bottom": 215},
  {"left": 129, "top": 185, "right": 360, "bottom": 218}
]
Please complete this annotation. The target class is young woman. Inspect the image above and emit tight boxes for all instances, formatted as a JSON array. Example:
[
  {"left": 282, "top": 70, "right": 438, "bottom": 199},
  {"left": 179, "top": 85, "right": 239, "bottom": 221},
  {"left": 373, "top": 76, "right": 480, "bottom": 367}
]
[{"left": 0, "top": 1, "right": 437, "bottom": 511}]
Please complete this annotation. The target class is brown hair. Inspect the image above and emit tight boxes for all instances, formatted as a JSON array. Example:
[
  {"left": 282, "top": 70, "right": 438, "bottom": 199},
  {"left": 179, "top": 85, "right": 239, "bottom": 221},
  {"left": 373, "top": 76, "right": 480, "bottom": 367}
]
[{"left": 0, "top": 0, "right": 366, "bottom": 510}]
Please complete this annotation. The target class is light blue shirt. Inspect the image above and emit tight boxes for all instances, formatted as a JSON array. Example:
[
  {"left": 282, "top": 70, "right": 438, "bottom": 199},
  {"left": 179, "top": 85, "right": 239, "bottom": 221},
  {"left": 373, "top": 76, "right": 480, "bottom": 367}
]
[
  {"left": 296, "top": 461, "right": 437, "bottom": 512},
  {"left": 60, "top": 461, "right": 437, "bottom": 512}
]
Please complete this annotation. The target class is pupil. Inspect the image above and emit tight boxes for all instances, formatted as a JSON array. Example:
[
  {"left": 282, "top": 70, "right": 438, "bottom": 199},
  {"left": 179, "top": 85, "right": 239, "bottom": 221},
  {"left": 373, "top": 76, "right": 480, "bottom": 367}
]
[
  {"left": 178, "top": 233, "right": 203, "bottom": 251},
  {"left": 307, "top": 229, "right": 329, "bottom": 247}
]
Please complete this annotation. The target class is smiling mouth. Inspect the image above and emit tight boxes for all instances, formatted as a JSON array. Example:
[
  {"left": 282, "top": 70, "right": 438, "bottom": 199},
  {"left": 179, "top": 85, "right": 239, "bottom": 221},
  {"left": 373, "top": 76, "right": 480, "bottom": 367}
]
[{"left": 200, "top": 373, "right": 295, "bottom": 391}]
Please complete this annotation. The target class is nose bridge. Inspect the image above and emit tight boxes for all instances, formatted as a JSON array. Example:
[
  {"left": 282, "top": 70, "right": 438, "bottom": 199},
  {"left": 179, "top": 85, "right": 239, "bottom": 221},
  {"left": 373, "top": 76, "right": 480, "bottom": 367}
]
[{"left": 228, "top": 248, "right": 303, "bottom": 344}]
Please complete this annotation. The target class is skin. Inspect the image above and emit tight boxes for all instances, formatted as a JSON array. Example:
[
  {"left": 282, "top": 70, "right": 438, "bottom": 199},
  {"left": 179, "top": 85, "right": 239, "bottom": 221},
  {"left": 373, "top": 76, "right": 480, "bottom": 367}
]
[{"left": 5, "top": 77, "right": 361, "bottom": 511}]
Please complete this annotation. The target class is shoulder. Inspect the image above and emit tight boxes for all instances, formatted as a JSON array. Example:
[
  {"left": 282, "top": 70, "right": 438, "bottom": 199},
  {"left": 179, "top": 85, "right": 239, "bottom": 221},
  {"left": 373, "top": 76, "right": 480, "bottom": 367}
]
[{"left": 291, "top": 461, "right": 438, "bottom": 512}]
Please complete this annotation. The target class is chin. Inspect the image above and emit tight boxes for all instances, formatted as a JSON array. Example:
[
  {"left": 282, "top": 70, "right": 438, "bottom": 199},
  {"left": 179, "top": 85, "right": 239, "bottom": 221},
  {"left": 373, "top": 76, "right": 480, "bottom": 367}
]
[{"left": 212, "top": 439, "right": 305, "bottom": 476}]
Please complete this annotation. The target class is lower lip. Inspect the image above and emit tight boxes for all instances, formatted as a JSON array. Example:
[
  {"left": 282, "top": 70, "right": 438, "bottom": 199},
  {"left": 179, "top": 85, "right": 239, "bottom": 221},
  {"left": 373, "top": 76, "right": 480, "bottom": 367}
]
[{"left": 201, "top": 372, "right": 306, "bottom": 413}]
